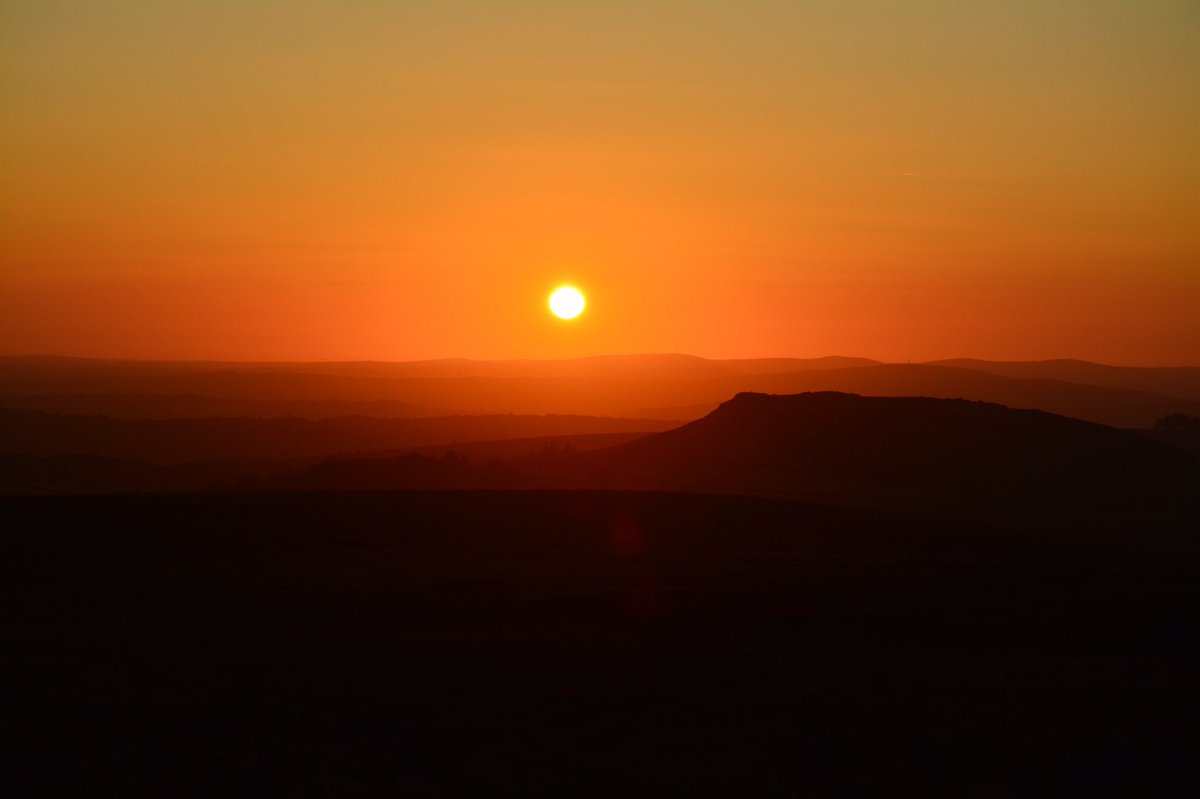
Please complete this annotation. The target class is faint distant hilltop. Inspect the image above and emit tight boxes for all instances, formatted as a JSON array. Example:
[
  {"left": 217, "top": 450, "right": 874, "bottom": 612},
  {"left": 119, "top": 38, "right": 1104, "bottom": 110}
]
[{"left": 2, "top": 354, "right": 1198, "bottom": 426}]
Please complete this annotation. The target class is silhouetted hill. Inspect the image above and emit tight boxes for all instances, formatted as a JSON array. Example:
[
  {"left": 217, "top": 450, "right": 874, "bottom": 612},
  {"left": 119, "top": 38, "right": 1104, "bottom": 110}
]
[
  {"left": 257, "top": 393, "right": 1200, "bottom": 517},
  {"left": 588, "top": 392, "right": 1199, "bottom": 509},
  {"left": 17, "top": 390, "right": 1196, "bottom": 512}
]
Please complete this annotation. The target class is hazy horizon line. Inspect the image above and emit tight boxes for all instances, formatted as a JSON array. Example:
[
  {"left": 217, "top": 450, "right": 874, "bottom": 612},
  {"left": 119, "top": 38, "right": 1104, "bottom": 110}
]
[{"left": 3, "top": 352, "right": 1198, "bottom": 370}]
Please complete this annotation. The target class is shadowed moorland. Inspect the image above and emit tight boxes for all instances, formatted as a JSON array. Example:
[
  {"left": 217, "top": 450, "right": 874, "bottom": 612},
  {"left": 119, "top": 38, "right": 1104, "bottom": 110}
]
[
  {"left": 6, "top": 490, "right": 1199, "bottom": 796},
  {"left": 4, "top": 359, "right": 1200, "bottom": 796}
]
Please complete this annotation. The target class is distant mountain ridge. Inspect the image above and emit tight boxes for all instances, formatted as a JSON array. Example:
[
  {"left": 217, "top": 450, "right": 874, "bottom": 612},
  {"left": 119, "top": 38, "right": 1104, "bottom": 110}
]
[
  {"left": 2, "top": 354, "right": 1197, "bottom": 426},
  {"left": 715, "top": 364, "right": 1200, "bottom": 429},
  {"left": 930, "top": 358, "right": 1200, "bottom": 400}
]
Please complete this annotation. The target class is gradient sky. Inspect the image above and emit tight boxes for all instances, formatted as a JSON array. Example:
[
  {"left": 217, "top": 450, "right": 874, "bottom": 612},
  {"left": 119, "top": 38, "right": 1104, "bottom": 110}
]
[{"left": 2, "top": 1, "right": 1197, "bottom": 364}]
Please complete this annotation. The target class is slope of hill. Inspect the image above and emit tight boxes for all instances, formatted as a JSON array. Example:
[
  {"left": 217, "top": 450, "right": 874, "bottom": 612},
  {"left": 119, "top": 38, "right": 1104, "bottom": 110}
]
[
  {"left": 15, "top": 389, "right": 1195, "bottom": 510},
  {"left": 589, "top": 392, "right": 1199, "bottom": 509},
  {"left": 253, "top": 393, "right": 1199, "bottom": 519}
]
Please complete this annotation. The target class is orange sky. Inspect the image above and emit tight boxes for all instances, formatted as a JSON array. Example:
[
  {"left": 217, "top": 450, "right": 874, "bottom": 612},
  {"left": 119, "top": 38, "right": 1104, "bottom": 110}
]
[{"left": 2, "top": 2, "right": 1198, "bottom": 364}]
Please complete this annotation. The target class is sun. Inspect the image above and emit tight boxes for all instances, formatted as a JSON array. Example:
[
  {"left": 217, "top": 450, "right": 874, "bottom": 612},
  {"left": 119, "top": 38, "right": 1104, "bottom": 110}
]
[{"left": 548, "top": 286, "right": 586, "bottom": 320}]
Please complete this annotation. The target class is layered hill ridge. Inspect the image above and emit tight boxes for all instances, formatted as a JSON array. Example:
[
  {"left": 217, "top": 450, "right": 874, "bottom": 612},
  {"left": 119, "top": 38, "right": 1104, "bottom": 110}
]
[
  {"left": 697, "top": 364, "right": 1200, "bottom": 428},
  {"left": 6, "top": 390, "right": 1198, "bottom": 508},
  {"left": 247, "top": 392, "right": 1200, "bottom": 515},
  {"left": 3, "top": 354, "right": 1197, "bottom": 426},
  {"left": 585, "top": 392, "right": 1199, "bottom": 508},
  {"left": 931, "top": 358, "right": 1200, "bottom": 399}
]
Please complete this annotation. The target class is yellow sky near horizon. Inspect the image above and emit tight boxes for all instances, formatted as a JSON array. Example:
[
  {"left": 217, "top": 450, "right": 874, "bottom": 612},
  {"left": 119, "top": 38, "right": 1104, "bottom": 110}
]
[{"left": 2, "top": 1, "right": 1198, "bottom": 364}]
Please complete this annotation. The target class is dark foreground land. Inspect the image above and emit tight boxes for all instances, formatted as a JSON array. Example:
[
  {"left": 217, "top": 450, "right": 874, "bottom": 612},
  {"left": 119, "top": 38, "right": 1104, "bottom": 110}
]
[{"left": 6, "top": 490, "right": 1199, "bottom": 796}]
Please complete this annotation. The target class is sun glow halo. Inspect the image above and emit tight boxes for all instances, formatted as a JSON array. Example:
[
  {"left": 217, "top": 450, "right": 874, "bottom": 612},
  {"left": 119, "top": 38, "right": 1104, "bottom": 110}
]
[{"left": 549, "top": 286, "right": 586, "bottom": 320}]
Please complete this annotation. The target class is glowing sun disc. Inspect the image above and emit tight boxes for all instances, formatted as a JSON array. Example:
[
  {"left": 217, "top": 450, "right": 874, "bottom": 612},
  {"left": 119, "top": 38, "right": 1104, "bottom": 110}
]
[{"left": 549, "top": 286, "right": 585, "bottom": 319}]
